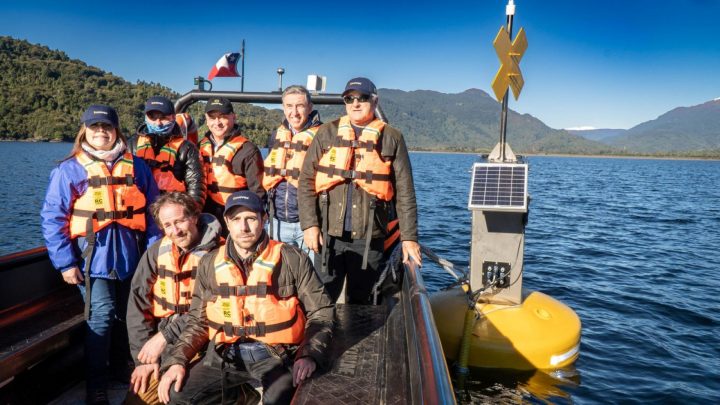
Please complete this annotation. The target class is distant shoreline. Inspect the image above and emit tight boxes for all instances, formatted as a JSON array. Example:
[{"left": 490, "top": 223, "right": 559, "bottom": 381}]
[
  {"left": 1, "top": 140, "right": 717, "bottom": 161},
  {"left": 410, "top": 150, "right": 720, "bottom": 161}
]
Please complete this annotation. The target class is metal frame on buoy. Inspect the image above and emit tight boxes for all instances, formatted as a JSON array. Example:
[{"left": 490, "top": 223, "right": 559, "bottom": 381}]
[{"left": 468, "top": 0, "right": 529, "bottom": 305}]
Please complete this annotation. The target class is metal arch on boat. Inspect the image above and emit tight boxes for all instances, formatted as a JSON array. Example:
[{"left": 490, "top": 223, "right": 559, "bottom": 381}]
[{"left": 430, "top": 288, "right": 581, "bottom": 370}]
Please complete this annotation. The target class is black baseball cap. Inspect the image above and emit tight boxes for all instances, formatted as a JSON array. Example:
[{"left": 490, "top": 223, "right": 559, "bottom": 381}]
[
  {"left": 224, "top": 191, "right": 264, "bottom": 216},
  {"left": 342, "top": 77, "right": 377, "bottom": 97},
  {"left": 144, "top": 96, "right": 175, "bottom": 115},
  {"left": 205, "top": 97, "right": 234, "bottom": 114},
  {"left": 81, "top": 104, "right": 119, "bottom": 127}
]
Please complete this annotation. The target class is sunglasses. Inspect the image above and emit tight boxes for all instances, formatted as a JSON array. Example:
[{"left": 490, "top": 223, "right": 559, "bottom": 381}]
[{"left": 343, "top": 94, "right": 372, "bottom": 104}]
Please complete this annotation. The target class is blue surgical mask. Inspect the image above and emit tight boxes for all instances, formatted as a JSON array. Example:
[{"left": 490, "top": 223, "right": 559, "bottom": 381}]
[{"left": 145, "top": 118, "right": 176, "bottom": 135}]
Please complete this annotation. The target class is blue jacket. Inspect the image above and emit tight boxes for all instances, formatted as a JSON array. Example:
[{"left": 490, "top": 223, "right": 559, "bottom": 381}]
[
  {"left": 267, "top": 111, "right": 321, "bottom": 223},
  {"left": 41, "top": 152, "right": 161, "bottom": 281}
]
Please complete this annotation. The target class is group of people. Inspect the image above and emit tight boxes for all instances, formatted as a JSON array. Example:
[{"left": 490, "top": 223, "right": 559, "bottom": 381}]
[{"left": 41, "top": 77, "right": 421, "bottom": 405}]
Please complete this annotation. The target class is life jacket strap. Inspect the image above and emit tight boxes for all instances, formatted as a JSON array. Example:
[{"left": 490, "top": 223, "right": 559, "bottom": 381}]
[
  {"left": 73, "top": 206, "right": 146, "bottom": 221},
  {"left": 157, "top": 265, "right": 196, "bottom": 281},
  {"left": 316, "top": 166, "right": 391, "bottom": 183},
  {"left": 320, "top": 192, "right": 330, "bottom": 275},
  {"left": 153, "top": 295, "right": 191, "bottom": 314},
  {"left": 278, "top": 140, "right": 309, "bottom": 152},
  {"left": 209, "top": 311, "right": 298, "bottom": 339},
  {"left": 264, "top": 167, "right": 301, "bottom": 180},
  {"left": 88, "top": 174, "right": 135, "bottom": 187},
  {"left": 362, "top": 198, "right": 377, "bottom": 270},
  {"left": 334, "top": 139, "right": 376, "bottom": 152},
  {"left": 215, "top": 282, "right": 270, "bottom": 299}
]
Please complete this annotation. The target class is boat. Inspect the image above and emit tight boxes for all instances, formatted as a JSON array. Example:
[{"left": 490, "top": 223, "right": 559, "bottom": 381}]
[
  {"left": 0, "top": 3, "right": 580, "bottom": 402},
  {"left": 0, "top": 90, "right": 456, "bottom": 405}
]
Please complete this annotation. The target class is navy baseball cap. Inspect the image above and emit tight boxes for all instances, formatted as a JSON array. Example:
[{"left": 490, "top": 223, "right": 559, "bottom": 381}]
[
  {"left": 343, "top": 77, "right": 377, "bottom": 96},
  {"left": 205, "top": 97, "right": 234, "bottom": 114},
  {"left": 144, "top": 96, "right": 175, "bottom": 115},
  {"left": 81, "top": 104, "right": 119, "bottom": 127},
  {"left": 224, "top": 191, "right": 264, "bottom": 216}
]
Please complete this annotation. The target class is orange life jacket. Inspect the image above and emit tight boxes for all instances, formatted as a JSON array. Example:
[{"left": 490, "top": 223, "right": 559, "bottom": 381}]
[
  {"left": 262, "top": 124, "right": 319, "bottom": 190},
  {"left": 315, "top": 116, "right": 394, "bottom": 201},
  {"left": 175, "top": 113, "right": 198, "bottom": 145},
  {"left": 206, "top": 240, "right": 306, "bottom": 345},
  {"left": 69, "top": 152, "right": 147, "bottom": 238},
  {"left": 135, "top": 136, "right": 186, "bottom": 193},
  {"left": 151, "top": 236, "right": 208, "bottom": 317},
  {"left": 199, "top": 134, "right": 249, "bottom": 205}
]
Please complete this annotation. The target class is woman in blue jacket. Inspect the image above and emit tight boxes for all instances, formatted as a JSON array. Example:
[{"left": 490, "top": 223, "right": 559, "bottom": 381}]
[{"left": 41, "top": 105, "right": 161, "bottom": 405}]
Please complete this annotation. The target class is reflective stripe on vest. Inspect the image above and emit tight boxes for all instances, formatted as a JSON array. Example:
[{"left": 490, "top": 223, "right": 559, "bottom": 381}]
[
  {"left": 314, "top": 116, "right": 394, "bottom": 201},
  {"left": 199, "top": 135, "right": 249, "bottom": 205},
  {"left": 262, "top": 125, "right": 318, "bottom": 190},
  {"left": 136, "top": 136, "right": 186, "bottom": 193},
  {"left": 151, "top": 236, "right": 207, "bottom": 317},
  {"left": 69, "top": 152, "right": 147, "bottom": 238},
  {"left": 206, "top": 240, "right": 306, "bottom": 345}
]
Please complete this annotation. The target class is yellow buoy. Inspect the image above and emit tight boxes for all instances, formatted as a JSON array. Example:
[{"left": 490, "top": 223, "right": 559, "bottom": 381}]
[{"left": 430, "top": 288, "right": 581, "bottom": 370}]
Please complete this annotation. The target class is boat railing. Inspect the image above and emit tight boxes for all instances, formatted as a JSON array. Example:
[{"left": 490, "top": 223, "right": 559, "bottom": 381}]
[
  {"left": 173, "top": 90, "right": 388, "bottom": 122},
  {"left": 402, "top": 258, "right": 457, "bottom": 404}
]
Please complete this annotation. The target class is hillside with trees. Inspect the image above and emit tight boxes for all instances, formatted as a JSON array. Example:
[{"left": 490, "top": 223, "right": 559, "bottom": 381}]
[{"left": 0, "top": 36, "right": 281, "bottom": 145}]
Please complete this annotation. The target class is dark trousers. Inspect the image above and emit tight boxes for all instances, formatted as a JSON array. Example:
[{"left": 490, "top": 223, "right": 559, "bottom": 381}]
[
  {"left": 169, "top": 346, "right": 291, "bottom": 405},
  {"left": 315, "top": 235, "right": 384, "bottom": 304}
]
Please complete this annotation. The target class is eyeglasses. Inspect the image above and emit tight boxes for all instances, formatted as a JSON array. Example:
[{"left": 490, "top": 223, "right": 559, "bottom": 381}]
[{"left": 343, "top": 95, "right": 372, "bottom": 104}]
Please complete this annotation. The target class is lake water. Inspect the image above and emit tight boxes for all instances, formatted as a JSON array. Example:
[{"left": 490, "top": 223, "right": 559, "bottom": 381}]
[{"left": 1, "top": 142, "right": 719, "bottom": 403}]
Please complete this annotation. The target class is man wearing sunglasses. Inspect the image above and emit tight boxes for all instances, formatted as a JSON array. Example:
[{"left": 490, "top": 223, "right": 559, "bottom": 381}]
[{"left": 298, "top": 77, "right": 422, "bottom": 305}]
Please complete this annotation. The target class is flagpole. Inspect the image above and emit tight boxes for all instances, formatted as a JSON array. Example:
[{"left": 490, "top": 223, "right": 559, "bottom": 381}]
[{"left": 241, "top": 40, "right": 245, "bottom": 92}]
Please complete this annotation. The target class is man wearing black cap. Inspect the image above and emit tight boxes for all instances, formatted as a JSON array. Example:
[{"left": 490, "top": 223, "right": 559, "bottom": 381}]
[
  {"left": 157, "top": 190, "right": 334, "bottom": 405},
  {"left": 298, "top": 77, "right": 422, "bottom": 304},
  {"left": 129, "top": 96, "right": 206, "bottom": 205},
  {"left": 198, "top": 97, "right": 265, "bottom": 234}
]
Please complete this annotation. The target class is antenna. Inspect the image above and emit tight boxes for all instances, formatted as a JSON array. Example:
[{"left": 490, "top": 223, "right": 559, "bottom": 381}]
[{"left": 277, "top": 68, "right": 285, "bottom": 92}]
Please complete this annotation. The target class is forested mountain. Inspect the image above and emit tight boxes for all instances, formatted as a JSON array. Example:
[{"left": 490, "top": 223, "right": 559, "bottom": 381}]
[
  {"left": 605, "top": 100, "right": 720, "bottom": 154},
  {"left": 2, "top": 36, "right": 717, "bottom": 157},
  {"left": 316, "top": 89, "right": 615, "bottom": 154},
  {"left": 0, "top": 36, "right": 281, "bottom": 145}
]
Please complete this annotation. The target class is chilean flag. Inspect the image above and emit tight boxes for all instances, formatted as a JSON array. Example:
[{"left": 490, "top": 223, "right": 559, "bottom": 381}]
[{"left": 208, "top": 52, "right": 241, "bottom": 80}]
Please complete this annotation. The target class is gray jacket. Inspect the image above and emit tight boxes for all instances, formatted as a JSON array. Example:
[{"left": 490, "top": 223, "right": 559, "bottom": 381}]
[
  {"left": 297, "top": 117, "right": 419, "bottom": 241},
  {"left": 126, "top": 214, "right": 222, "bottom": 366}
]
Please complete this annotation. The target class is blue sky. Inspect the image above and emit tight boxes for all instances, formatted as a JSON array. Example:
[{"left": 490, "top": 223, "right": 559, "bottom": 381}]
[{"left": 2, "top": 0, "right": 718, "bottom": 130}]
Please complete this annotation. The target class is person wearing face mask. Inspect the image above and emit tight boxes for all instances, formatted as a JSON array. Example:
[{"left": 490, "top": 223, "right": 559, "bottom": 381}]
[
  {"left": 41, "top": 104, "right": 162, "bottom": 405},
  {"left": 129, "top": 96, "right": 206, "bottom": 206}
]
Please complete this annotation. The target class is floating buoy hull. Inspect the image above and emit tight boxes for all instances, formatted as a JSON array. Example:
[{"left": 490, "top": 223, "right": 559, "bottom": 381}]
[{"left": 430, "top": 288, "right": 581, "bottom": 370}]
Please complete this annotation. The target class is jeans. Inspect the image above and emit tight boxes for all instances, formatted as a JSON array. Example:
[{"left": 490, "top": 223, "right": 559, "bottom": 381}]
[
  {"left": 77, "top": 277, "right": 131, "bottom": 392},
  {"left": 269, "top": 218, "right": 314, "bottom": 264}
]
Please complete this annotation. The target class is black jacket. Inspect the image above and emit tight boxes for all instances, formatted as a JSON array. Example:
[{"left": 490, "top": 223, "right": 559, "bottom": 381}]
[
  {"left": 298, "top": 117, "right": 419, "bottom": 241},
  {"left": 128, "top": 124, "right": 207, "bottom": 205}
]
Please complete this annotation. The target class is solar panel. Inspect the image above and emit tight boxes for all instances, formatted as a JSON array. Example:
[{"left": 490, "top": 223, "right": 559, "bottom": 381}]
[{"left": 468, "top": 163, "right": 528, "bottom": 212}]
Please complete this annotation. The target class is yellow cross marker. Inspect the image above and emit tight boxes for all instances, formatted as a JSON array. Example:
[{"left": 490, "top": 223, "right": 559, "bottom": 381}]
[{"left": 491, "top": 26, "right": 527, "bottom": 102}]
